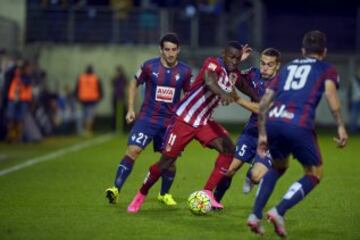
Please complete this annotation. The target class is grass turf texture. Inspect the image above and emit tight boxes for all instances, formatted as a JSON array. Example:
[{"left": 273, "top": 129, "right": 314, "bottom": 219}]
[{"left": 0, "top": 132, "right": 359, "bottom": 240}]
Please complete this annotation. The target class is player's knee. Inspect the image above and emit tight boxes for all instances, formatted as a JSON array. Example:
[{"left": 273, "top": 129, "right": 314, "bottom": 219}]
[
  {"left": 168, "top": 162, "right": 176, "bottom": 172},
  {"left": 158, "top": 154, "right": 177, "bottom": 171},
  {"left": 222, "top": 142, "right": 235, "bottom": 155},
  {"left": 210, "top": 137, "right": 234, "bottom": 154},
  {"left": 250, "top": 171, "right": 263, "bottom": 184},
  {"left": 304, "top": 165, "right": 323, "bottom": 182},
  {"left": 126, "top": 146, "right": 143, "bottom": 160},
  {"left": 225, "top": 168, "right": 236, "bottom": 177}
]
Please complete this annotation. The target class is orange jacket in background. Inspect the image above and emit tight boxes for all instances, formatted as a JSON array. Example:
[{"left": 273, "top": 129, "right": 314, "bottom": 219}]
[
  {"left": 77, "top": 73, "right": 102, "bottom": 102},
  {"left": 8, "top": 70, "right": 32, "bottom": 101}
]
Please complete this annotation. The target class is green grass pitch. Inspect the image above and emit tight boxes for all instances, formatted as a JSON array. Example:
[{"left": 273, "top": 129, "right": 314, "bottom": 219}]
[{"left": 0, "top": 132, "right": 359, "bottom": 240}]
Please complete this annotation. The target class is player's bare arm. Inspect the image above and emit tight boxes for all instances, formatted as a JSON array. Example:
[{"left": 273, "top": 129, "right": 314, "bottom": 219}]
[
  {"left": 236, "top": 96, "right": 259, "bottom": 114},
  {"left": 126, "top": 79, "right": 138, "bottom": 124},
  {"left": 324, "top": 80, "right": 348, "bottom": 148},
  {"left": 257, "top": 89, "right": 275, "bottom": 157},
  {"left": 231, "top": 88, "right": 259, "bottom": 112},
  {"left": 204, "top": 69, "right": 234, "bottom": 105}
]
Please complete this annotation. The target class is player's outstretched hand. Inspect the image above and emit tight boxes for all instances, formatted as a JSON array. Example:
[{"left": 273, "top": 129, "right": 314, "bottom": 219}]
[
  {"left": 230, "top": 90, "right": 240, "bottom": 101},
  {"left": 220, "top": 93, "right": 234, "bottom": 106},
  {"left": 257, "top": 134, "right": 268, "bottom": 158},
  {"left": 241, "top": 44, "right": 253, "bottom": 61},
  {"left": 126, "top": 110, "right": 136, "bottom": 124},
  {"left": 333, "top": 125, "right": 348, "bottom": 148}
]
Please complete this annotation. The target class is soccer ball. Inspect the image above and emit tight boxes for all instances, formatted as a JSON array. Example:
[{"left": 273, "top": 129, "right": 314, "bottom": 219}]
[{"left": 187, "top": 190, "right": 212, "bottom": 215}]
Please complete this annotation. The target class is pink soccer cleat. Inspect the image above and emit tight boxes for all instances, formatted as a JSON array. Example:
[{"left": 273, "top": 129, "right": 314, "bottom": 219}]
[
  {"left": 127, "top": 191, "right": 146, "bottom": 213},
  {"left": 203, "top": 190, "right": 224, "bottom": 209},
  {"left": 267, "top": 207, "right": 287, "bottom": 238},
  {"left": 247, "top": 213, "right": 265, "bottom": 236}
]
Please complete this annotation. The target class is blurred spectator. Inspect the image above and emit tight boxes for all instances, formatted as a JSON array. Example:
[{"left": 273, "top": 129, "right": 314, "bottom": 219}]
[
  {"left": 0, "top": 50, "right": 15, "bottom": 141},
  {"left": 111, "top": 0, "right": 132, "bottom": 19},
  {"left": 111, "top": 65, "right": 128, "bottom": 132},
  {"left": 75, "top": 65, "right": 103, "bottom": 136},
  {"left": 0, "top": 49, "right": 7, "bottom": 87},
  {"left": 57, "top": 84, "right": 80, "bottom": 134},
  {"left": 110, "top": 0, "right": 133, "bottom": 43},
  {"left": 138, "top": 8, "right": 159, "bottom": 44},
  {"left": 35, "top": 78, "right": 60, "bottom": 136},
  {"left": 348, "top": 67, "right": 360, "bottom": 134},
  {"left": 5, "top": 61, "right": 33, "bottom": 143},
  {"left": 40, "top": 0, "right": 68, "bottom": 8}
]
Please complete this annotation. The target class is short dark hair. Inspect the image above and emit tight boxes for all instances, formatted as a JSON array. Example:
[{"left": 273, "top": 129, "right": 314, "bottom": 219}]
[
  {"left": 226, "top": 41, "right": 242, "bottom": 51},
  {"left": 86, "top": 64, "right": 94, "bottom": 73},
  {"left": 160, "top": 33, "right": 180, "bottom": 48},
  {"left": 261, "top": 48, "right": 281, "bottom": 62},
  {"left": 302, "top": 30, "right": 327, "bottom": 55}
]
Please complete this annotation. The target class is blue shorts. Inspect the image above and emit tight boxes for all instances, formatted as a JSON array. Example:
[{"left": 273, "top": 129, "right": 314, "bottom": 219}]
[
  {"left": 128, "top": 119, "right": 167, "bottom": 152},
  {"left": 267, "top": 122, "right": 322, "bottom": 167},
  {"left": 82, "top": 102, "right": 97, "bottom": 122},
  {"left": 235, "top": 133, "right": 272, "bottom": 168},
  {"left": 6, "top": 101, "right": 29, "bottom": 121}
]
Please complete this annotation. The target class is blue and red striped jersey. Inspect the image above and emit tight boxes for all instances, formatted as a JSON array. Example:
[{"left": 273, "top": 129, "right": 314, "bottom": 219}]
[
  {"left": 267, "top": 57, "right": 339, "bottom": 129},
  {"left": 135, "top": 57, "right": 192, "bottom": 126},
  {"left": 236, "top": 67, "right": 273, "bottom": 136}
]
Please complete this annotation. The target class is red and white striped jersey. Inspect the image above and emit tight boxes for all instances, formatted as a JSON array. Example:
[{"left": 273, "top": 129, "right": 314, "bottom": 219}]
[{"left": 175, "top": 57, "right": 241, "bottom": 127}]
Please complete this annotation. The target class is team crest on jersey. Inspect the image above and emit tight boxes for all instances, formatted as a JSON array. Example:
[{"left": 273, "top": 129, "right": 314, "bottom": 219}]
[
  {"left": 175, "top": 73, "right": 180, "bottom": 81},
  {"left": 155, "top": 86, "right": 175, "bottom": 103}
]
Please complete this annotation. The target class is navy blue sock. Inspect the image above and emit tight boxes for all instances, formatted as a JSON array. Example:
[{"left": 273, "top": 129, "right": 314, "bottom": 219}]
[
  {"left": 160, "top": 169, "right": 176, "bottom": 195},
  {"left": 276, "top": 175, "right": 319, "bottom": 216},
  {"left": 114, "top": 155, "right": 134, "bottom": 191},
  {"left": 246, "top": 167, "right": 252, "bottom": 180},
  {"left": 214, "top": 176, "right": 233, "bottom": 202},
  {"left": 253, "top": 168, "right": 284, "bottom": 219}
]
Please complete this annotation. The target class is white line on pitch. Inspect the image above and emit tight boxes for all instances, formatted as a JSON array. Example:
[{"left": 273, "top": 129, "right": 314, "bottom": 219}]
[{"left": 0, "top": 134, "right": 114, "bottom": 177}]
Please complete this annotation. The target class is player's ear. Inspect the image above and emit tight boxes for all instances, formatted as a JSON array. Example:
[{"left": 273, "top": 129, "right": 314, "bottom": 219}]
[
  {"left": 275, "top": 63, "right": 280, "bottom": 72},
  {"left": 221, "top": 49, "right": 226, "bottom": 59},
  {"left": 323, "top": 48, "right": 327, "bottom": 58},
  {"left": 159, "top": 46, "right": 163, "bottom": 55},
  {"left": 301, "top": 48, "right": 306, "bottom": 56}
]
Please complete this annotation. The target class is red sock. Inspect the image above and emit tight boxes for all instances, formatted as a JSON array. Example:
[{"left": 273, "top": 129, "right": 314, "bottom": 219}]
[
  {"left": 204, "top": 154, "right": 233, "bottom": 191},
  {"left": 140, "top": 164, "right": 161, "bottom": 195}
]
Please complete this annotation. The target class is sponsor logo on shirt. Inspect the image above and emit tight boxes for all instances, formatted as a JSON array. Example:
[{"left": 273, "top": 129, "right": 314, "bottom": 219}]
[
  {"left": 152, "top": 72, "right": 159, "bottom": 78},
  {"left": 268, "top": 104, "right": 294, "bottom": 119},
  {"left": 155, "top": 86, "right": 175, "bottom": 103}
]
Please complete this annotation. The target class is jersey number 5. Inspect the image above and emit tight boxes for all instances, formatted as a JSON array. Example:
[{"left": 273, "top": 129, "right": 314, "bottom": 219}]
[{"left": 284, "top": 65, "right": 311, "bottom": 91}]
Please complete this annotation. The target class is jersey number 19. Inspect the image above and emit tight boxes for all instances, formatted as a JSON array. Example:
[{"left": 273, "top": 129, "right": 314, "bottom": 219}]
[{"left": 284, "top": 65, "right": 311, "bottom": 91}]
